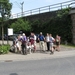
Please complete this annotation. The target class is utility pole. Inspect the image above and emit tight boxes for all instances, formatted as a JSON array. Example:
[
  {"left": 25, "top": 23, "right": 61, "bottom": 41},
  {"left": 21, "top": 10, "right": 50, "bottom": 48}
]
[
  {"left": 20, "top": 1, "right": 24, "bottom": 17},
  {"left": 14, "top": 1, "right": 24, "bottom": 17},
  {"left": 0, "top": 2, "right": 5, "bottom": 44}
]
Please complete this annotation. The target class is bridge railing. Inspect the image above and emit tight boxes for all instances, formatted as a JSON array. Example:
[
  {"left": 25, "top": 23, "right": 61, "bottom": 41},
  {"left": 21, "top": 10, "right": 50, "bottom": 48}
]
[{"left": 10, "top": 0, "right": 75, "bottom": 19}]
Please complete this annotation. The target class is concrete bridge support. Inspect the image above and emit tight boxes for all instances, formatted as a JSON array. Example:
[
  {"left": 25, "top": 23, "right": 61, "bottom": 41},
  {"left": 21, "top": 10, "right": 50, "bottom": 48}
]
[{"left": 70, "top": 8, "right": 75, "bottom": 44}]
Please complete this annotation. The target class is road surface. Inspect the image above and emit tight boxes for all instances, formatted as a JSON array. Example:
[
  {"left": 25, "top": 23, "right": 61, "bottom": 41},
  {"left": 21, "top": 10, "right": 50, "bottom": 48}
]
[{"left": 0, "top": 56, "right": 75, "bottom": 75}]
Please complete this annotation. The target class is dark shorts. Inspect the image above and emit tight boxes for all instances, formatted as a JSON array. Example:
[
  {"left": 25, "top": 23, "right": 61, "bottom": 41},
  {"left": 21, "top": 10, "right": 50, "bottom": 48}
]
[{"left": 56, "top": 42, "right": 60, "bottom": 46}]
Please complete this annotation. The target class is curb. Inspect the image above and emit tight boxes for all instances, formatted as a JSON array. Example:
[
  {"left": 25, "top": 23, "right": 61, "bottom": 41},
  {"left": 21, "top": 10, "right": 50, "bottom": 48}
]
[{"left": 0, "top": 50, "right": 75, "bottom": 62}]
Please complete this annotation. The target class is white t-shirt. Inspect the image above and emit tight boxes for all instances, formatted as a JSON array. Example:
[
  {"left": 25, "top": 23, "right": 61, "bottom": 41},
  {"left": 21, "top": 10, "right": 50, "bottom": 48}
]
[
  {"left": 34, "top": 35, "right": 37, "bottom": 41},
  {"left": 50, "top": 37, "right": 55, "bottom": 43},
  {"left": 46, "top": 36, "right": 50, "bottom": 42}
]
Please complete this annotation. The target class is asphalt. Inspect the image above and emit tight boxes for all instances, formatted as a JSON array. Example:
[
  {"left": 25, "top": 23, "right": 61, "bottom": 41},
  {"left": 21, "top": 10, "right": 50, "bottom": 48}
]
[{"left": 0, "top": 45, "right": 75, "bottom": 62}]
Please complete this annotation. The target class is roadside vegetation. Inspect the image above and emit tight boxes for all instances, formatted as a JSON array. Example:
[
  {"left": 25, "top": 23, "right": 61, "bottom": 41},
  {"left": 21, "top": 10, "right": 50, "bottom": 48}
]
[
  {"left": 0, "top": 6, "right": 74, "bottom": 54},
  {"left": 10, "top": 8, "right": 72, "bottom": 44},
  {"left": 61, "top": 43, "right": 75, "bottom": 48},
  {"left": 0, "top": 44, "right": 10, "bottom": 54},
  {"left": 0, "top": 0, "right": 12, "bottom": 54}
]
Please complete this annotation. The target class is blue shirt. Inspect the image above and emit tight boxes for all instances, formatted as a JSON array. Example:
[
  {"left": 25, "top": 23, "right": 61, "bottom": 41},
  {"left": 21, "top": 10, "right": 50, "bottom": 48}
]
[{"left": 39, "top": 35, "right": 44, "bottom": 41}]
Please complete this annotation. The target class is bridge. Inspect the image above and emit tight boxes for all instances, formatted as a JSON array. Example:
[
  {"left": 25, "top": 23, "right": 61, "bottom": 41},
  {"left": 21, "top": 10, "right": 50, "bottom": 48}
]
[
  {"left": 10, "top": 0, "right": 75, "bottom": 19},
  {"left": 0, "top": 0, "right": 75, "bottom": 44},
  {"left": 9, "top": 0, "right": 75, "bottom": 44}
]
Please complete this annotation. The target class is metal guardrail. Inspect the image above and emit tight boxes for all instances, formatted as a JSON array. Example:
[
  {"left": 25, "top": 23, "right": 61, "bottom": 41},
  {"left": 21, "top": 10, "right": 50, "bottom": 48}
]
[{"left": 10, "top": 0, "right": 75, "bottom": 19}]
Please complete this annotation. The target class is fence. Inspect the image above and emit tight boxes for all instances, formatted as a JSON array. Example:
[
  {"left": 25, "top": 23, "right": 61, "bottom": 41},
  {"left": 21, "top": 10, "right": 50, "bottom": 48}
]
[{"left": 10, "top": 0, "right": 75, "bottom": 19}]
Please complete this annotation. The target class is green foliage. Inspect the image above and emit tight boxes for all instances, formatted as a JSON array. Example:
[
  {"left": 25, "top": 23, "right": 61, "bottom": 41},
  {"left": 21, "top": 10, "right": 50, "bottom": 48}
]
[
  {"left": 31, "top": 19, "right": 42, "bottom": 33},
  {"left": 31, "top": 8, "right": 72, "bottom": 43},
  {"left": 0, "top": 44, "right": 10, "bottom": 54},
  {"left": 10, "top": 18, "right": 32, "bottom": 33},
  {"left": 57, "top": 8, "right": 71, "bottom": 18},
  {"left": 0, "top": 0, "right": 12, "bottom": 18},
  {"left": 7, "top": 8, "right": 73, "bottom": 43}
]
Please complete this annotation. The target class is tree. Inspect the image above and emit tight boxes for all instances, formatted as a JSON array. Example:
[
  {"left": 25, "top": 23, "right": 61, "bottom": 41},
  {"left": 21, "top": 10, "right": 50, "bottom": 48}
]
[
  {"left": 31, "top": 19, "right": 42, "bottom": 33},
  {"left": 57, "top": 8, "right": 71, "bottom": 19},
  {"left": 0, "top": 0, "right": 12, "bottom": 44},
  {"left": 10, "top": 18, "right": 32, "bottom": 33},
  {"left": 0, "top": 0, "right": 12, "bottom": 19}
]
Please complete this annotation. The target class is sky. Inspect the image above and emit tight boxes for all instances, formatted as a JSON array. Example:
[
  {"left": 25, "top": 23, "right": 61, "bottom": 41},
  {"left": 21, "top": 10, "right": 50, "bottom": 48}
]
[{"left": 10, "top": 0, "right": 70, "bottom": 14}]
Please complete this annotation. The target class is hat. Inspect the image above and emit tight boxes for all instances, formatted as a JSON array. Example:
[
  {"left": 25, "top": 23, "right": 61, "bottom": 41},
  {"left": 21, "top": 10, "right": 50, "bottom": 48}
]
[
  {"left": 23, "top": 33, "right": 25, "bottom": 36},
  {"left": 40, "top": 32, "right": 42, "bottom": 34}
]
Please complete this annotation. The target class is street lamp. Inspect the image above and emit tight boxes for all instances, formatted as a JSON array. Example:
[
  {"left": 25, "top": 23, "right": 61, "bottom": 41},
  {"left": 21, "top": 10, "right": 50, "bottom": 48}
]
[{"left": 5, "top": 14, "right": 9, "bottom": 44}]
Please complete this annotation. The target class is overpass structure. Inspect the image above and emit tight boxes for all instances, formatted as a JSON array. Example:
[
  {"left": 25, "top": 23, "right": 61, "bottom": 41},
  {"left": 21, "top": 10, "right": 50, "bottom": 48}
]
[
  {"left": 0, "top": 0, "right": 75, "bottom": 44},
  {"left": 10, "top": 0, "right": 75, "bottom": 19},
  {"left": 9, "top": 0, "right": 75, "bottom": 44}
]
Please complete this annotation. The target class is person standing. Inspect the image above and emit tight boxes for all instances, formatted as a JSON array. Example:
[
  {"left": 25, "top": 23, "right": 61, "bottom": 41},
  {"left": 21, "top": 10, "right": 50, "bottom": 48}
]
[
  {"left": 34, "top": 33, "right": 37, "bottom": 52},
  {"left": 55, "top": 35, "right": 61, "bottom": 51},
  {"left": 12, "top": 36, "right": 17, "bottom": 53},
  {"left": 29, "top": 32, "right": 35, "bottom": 53},
  {"left": 38, "top": 32, "right": 45, "bottom": 52},
  {"left": 17, "top": 34, "right": 23, "bottom": 53},
  {"left": 21, "top": 33, "right": 27, "bottom": 55},
  {"left": 49, "top": 34, "right": 55, "bottom": 54},
  {"left": 15, "top": 36, "right": 20, "bottom": 53},
  {"left": 45, "top": 33, "right": 50, "bottom": 51}
]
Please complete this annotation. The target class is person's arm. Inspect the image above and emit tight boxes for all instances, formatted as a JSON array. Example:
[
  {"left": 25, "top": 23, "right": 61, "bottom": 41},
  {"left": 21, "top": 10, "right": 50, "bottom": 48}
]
[
  {"left": 24, "top": 36, "right": 27, "bottom": 42},
  {"left": 52, "top": 37, "right": 55, "bottom": 42},
  {"left": 43, "top": 35, "right": 45, "bottom": 41},
  {"left": 34, "top": 35, "right": 37, "bottom": 41},
  {"left": 44, "top": 36, "right": 46, "bottom": 42},
  {"left": 38, "top": 35, "right": 40, "bottom": 41}
]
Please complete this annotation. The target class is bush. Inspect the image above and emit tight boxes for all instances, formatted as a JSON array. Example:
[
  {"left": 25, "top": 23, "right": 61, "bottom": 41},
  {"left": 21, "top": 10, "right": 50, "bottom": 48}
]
[
  {"left": 31, "top": 8, "right": 72, "bottom": 43},
  {"left": 0, "top": 44, "right": 10, "bottom": 54}
]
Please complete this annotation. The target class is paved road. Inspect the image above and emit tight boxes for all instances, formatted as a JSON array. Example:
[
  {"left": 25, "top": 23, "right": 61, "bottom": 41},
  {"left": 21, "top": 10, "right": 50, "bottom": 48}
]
[
  {"left": 0, "top": 56, "right": 75, "bottom": 75},
  {"left": 0, "top": 41, "right": 75, "bottom": 75}
]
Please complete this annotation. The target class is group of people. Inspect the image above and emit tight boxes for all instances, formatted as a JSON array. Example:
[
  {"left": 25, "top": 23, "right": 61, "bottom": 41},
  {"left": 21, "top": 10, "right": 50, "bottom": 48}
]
[
  {"left": 37, "top": 32, "right": 60, "bottom": 54},
  {"left": 11, "top": 32, "right": 61, "bottom": 55},
  {"left": 12, "top": 32, "right": 37, "bottom": 55},
  {"left": 44, "top": 33, "right": 60, "bottom": 54}
]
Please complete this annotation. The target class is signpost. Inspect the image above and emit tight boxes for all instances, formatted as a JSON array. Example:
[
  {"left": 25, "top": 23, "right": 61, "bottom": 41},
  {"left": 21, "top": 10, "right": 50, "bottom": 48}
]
[{"left": 8, "top": 28, "right": 13, "bottom": 36}]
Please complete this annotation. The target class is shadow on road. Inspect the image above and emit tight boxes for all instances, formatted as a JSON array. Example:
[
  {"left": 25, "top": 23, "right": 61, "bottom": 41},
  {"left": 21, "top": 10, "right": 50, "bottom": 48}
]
[{"left": 10, "top": 73, "right": 18, "bottom": 75}]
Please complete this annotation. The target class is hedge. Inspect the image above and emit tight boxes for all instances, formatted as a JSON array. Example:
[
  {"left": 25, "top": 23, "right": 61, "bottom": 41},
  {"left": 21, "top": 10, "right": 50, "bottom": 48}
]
[{"left": 0, "top": 44, "right": 10, "bottom": 54}]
